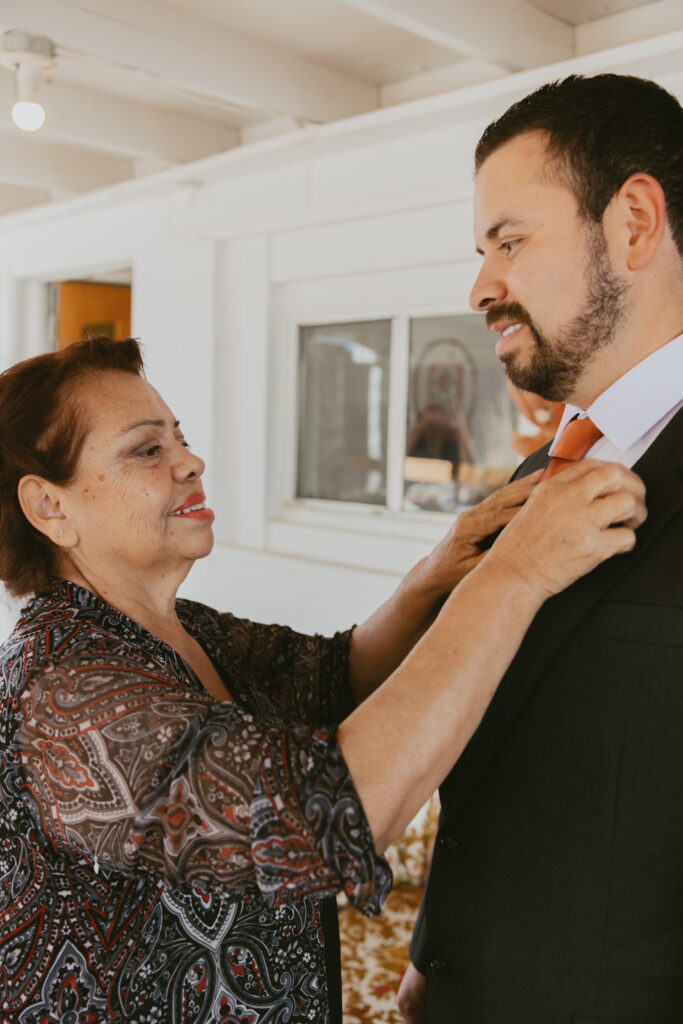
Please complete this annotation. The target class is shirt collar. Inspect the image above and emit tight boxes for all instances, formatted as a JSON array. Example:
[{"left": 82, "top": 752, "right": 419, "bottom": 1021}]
[{"left": 551, "top": 332, "right": 683, "bottom": 454}]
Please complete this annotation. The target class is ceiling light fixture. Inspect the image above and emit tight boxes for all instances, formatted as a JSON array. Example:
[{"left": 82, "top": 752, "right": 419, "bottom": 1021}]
[{"left": 1, "top": 30, "right": 55, "bottom": 133}]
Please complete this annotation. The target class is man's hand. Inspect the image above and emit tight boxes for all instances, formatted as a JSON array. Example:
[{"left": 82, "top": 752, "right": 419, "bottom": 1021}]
[{"left": 397, "top": 962, "right": 426, "bottom": 1024}]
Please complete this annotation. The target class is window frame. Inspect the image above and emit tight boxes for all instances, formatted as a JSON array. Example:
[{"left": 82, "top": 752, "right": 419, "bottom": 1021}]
[
  {"left": 270, "top": 302, "right": 516, "bottom": 568},
  {"left": 295, "top": 316, "right": 395, "bottom": 509}
]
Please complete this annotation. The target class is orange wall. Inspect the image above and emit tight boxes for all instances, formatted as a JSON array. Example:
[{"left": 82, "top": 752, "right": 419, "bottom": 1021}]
[{"left": 58, "top": 281, "right": 132, "bottom": 349}]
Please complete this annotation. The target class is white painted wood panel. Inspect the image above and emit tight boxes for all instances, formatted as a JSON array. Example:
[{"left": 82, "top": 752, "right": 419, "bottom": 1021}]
[
  {"left": 181, "top": 544, "right": 401, "bottom": 635},
  {"left": 267, "top": 518, "right": 434, "bottom": 576},
  {"left": 171, "top": 164, "right": 309, "bottom": 238},
  {"left": 0, "top": 270, "right": 19, "bottom": 370},
  {"left": 212, "top": 235, "right": 270, "bottom": 550},
  {"left": 270, "top": 202, "right": 474, "bottom": 282},
  {"left": 274, "top": 262, "right": 481, "bottom": 322},
  {"left": 309, "top": 123, "right": 481, "bottom": 208},
  {"left": 0, "top": 196, "right": 167, "bottom": 279},
  {"left": 132, "top": 236, "right": 217, "bottom": 499}
]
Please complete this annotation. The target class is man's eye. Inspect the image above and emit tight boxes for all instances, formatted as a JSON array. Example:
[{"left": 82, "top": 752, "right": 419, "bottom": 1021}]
[{"left": 500, "top": 239, "right": 520, "bottom": 253}]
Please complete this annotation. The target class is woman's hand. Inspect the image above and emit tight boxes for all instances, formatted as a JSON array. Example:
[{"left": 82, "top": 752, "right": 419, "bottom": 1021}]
[
  {"left": 486, "top": 459, "right": 647, "bottom": 602},
  {"left": 349, "top": 473, "right": 541, "bottom": 701},
  {"left": 412, "top": 471, "right": 542, "bottom": 600},
  {"left": 342, "top": 459, "right": 647, "bottom": 854}
]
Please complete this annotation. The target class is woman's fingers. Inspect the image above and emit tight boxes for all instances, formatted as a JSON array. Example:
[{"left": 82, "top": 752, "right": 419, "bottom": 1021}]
[
  {"left": 466, "top": 468, "right": 540, "bottom": 524},
  {"left": 478, "top": 469, "right": 541, "bottom": 510},
  {"left": 487, "top": 460, "right": 647, "bottom": 601},
  {"left": 549, "top": 460, "right": 647, "bottom": 531},
  {"left": 444, "top": 472, "right": 542, "bottom": 566},
  {"left": 597, "top": 524, "right": 639, "bottom": 557},
  {"left": 427, "top": 484, "right": 536, "bottom": 593},
  {"left": 553, "top": 458, "right": 645, "bottom": 500},
  {"left": 593, "top": 489, "right": 648, "bottom": 530},
  {"left": 419, "top": 459, "right": 646, "bottom": 602},
  {"left": 495, "top": 467, "right": 544, "bottom": 504}
]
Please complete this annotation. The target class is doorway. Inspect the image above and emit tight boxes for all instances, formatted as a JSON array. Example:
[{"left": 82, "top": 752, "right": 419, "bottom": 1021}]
[{"left": 47, "top": 268, "right": 132, "bottom": 349}]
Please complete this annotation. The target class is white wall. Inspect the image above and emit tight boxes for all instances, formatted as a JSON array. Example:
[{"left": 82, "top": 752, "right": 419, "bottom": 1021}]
[{"left": 0, "top": 40, "right": 680, "bottom": 639}]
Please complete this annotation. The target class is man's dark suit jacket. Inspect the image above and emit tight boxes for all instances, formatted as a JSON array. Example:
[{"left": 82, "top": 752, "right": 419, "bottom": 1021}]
[{"left": 411, "top": 407, "right": 683, "bottom": 1024}]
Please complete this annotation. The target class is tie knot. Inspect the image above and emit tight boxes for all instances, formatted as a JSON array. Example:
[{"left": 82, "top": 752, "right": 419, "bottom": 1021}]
[
  {"left": 553, "top": 417, "right": 603, "bottom": 462},
  {"left": 540, "top": 416, "right": 603, "bottom": 480}
]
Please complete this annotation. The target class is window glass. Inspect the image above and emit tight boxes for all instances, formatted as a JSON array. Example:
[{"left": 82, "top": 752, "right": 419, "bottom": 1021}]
[
  {"left": 297, "top": 321, "right": 391, "bottom": 505},
  {"left": 405, "top": 315, "right": 516, "bottom": 511}
]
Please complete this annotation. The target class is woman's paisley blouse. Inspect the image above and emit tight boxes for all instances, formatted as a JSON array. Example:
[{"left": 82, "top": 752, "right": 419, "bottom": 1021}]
[{"left": 0, "top": 581, "right": 391, "bottom": 1023}]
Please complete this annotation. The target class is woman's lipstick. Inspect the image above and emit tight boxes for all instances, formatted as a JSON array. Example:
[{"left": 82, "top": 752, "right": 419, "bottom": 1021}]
[{"left": 169, "top": 491, "right": 215, "bottom": 522}]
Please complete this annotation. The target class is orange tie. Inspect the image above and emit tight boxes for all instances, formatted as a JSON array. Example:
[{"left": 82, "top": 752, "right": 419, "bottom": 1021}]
[{"left": 540, "top": 416, "right": 603, "bottom": 480}]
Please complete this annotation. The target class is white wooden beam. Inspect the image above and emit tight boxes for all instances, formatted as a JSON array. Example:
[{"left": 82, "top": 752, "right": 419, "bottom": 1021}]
[
  {"left": 336, "top": 0, "right": 574, "bottom": 71},
  {"left": 0, "top": 128, "right": 131, "bottom": 192},
  {"left": 1, "top": 0, "right": 378, "bottom": 124},
  {"left": 240, "top": 116, "right": 306, "bottom": 146},
  {"left": 380, "top": 58, "right": 508, "bottom": 107},
  {"left": 576, "top": 0, "right": 683, "bottom": 56},
  {"left": 0, "top": 183, "right": 52, "bottom": 214},
  {"left": 0, "top": 69, "right": 238, "bottom": 163}
]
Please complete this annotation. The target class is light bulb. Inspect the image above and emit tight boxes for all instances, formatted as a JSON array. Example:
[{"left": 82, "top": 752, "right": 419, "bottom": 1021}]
[
  {"left": 1, "top": 34, "right": 54, "bottom": 133},
  {"left": 11, "top": 99, "right": 45, "bottom": 132}
]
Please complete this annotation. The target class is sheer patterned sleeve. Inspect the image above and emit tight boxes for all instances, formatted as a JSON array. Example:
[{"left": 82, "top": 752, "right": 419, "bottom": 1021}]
[
  {"left": 17, "top": 655, "right": 391, "bottom": 914},
  {"left": 208, "top": 610, "right": 356, "bottom": 727}
]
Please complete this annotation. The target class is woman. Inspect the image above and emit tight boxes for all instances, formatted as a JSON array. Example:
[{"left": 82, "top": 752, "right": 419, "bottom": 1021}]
[{"left": 0, "top": 338, "right": 644, "bottom": 1024}]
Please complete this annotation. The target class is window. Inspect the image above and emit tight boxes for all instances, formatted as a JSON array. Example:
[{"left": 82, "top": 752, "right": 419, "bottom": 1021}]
[
  {"left": 405, "top": 315, "right": 516, "bottom": 512},
  {"left": 297, "top": 321, "right": 391, "bottom": 505},
  {"left": 296, "top": 313, "right": 517, "bottom": 514}
]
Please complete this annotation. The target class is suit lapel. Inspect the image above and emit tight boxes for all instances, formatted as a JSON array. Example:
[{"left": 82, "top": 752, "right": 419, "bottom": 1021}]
[
  {"left": 441, "top": 406, "right": 683, "bottom": 817},
  {"left": 511, "top": 440, "right": 552, "bottom": 479}
]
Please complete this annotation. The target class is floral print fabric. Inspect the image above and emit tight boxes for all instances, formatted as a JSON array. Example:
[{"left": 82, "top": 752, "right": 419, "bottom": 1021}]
[{"left": 0, "top": 581, "right": 391, "bottom": 1023}]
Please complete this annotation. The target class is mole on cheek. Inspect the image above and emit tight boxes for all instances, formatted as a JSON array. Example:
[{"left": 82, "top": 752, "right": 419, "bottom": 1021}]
[{"left": 98, "top": 474, "right": 105, "bottom": 482}]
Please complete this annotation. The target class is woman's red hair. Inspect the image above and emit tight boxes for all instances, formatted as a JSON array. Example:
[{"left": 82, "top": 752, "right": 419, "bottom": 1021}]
[{"left": 0, "top": 336, "right": 144, "bottom": 597}]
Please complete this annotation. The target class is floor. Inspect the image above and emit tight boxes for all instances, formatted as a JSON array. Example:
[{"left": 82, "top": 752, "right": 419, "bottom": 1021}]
[{"left": 339, "top": 883, "right": 424, "bottom": 1022}]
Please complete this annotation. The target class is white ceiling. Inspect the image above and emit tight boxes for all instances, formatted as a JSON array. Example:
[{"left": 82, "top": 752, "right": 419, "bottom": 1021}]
[{"left": 0, "top": 0, "right": 679, "bottom": 215}]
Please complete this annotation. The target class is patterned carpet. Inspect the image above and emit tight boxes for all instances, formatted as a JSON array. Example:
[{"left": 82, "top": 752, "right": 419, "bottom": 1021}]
[
  {"left": 339, "top": 794, "right": 439, "bottom": 1023},
  {"left": 339, "top": 883, "right": 423, "bottom": 1023}
]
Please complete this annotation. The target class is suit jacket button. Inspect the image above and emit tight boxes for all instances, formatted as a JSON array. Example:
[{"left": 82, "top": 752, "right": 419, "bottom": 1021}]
[
  {"left": 439, "top": 836, "right": 459, "bottom": 851},
  {"left": 428, "top": 956, "right": 449, "bottom": 975}
]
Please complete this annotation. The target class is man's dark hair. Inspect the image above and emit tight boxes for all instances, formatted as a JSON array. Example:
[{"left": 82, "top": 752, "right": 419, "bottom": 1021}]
[{"left": 475, "top": 74, "right": 683, "bottom": 258}]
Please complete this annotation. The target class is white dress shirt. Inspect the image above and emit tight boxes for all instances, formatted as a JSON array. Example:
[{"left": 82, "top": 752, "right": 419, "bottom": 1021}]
[{"left": 550, "top": 331, "right": 683, "bottom": 469}]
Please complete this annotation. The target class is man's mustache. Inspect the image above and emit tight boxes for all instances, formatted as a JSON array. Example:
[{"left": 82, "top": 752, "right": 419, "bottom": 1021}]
[{"left": 485, "top": 302, "right": 533, "bottom": 332}]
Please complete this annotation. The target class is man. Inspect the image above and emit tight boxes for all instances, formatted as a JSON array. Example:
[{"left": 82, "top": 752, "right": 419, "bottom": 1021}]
[{"left": 398, "top": 73, "right": 683, "bottom": 1024}]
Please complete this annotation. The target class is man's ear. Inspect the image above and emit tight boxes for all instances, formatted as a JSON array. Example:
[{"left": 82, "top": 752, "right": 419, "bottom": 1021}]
[
  {"left": 606, "top": 172, "right": 667, "bottom": 272},
  {"left": 17, "top": 476, "right": 79, "bottom": 548}
]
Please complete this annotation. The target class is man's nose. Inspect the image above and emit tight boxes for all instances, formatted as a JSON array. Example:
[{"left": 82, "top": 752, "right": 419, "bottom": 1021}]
[{"left": 469, "top": 261, "right": 507, "bottom": 312}]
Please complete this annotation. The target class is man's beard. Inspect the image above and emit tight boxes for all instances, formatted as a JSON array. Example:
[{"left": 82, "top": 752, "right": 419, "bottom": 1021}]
[{"left": 487, "top": 226, "right": 628, "bottom": 403}]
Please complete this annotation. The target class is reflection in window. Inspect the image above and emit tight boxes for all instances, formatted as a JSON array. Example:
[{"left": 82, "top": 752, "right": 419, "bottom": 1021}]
[
  {"left": 297, "top": 321, "right": 391, "bottom": 505},
  {"left": 404, "top": 315, "right": 516, "bottom": 511}
]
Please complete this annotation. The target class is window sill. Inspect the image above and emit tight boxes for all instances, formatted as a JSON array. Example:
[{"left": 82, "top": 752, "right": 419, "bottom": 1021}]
[{"left": 267, "top": 500, "right": 456, "bottom": 575}]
